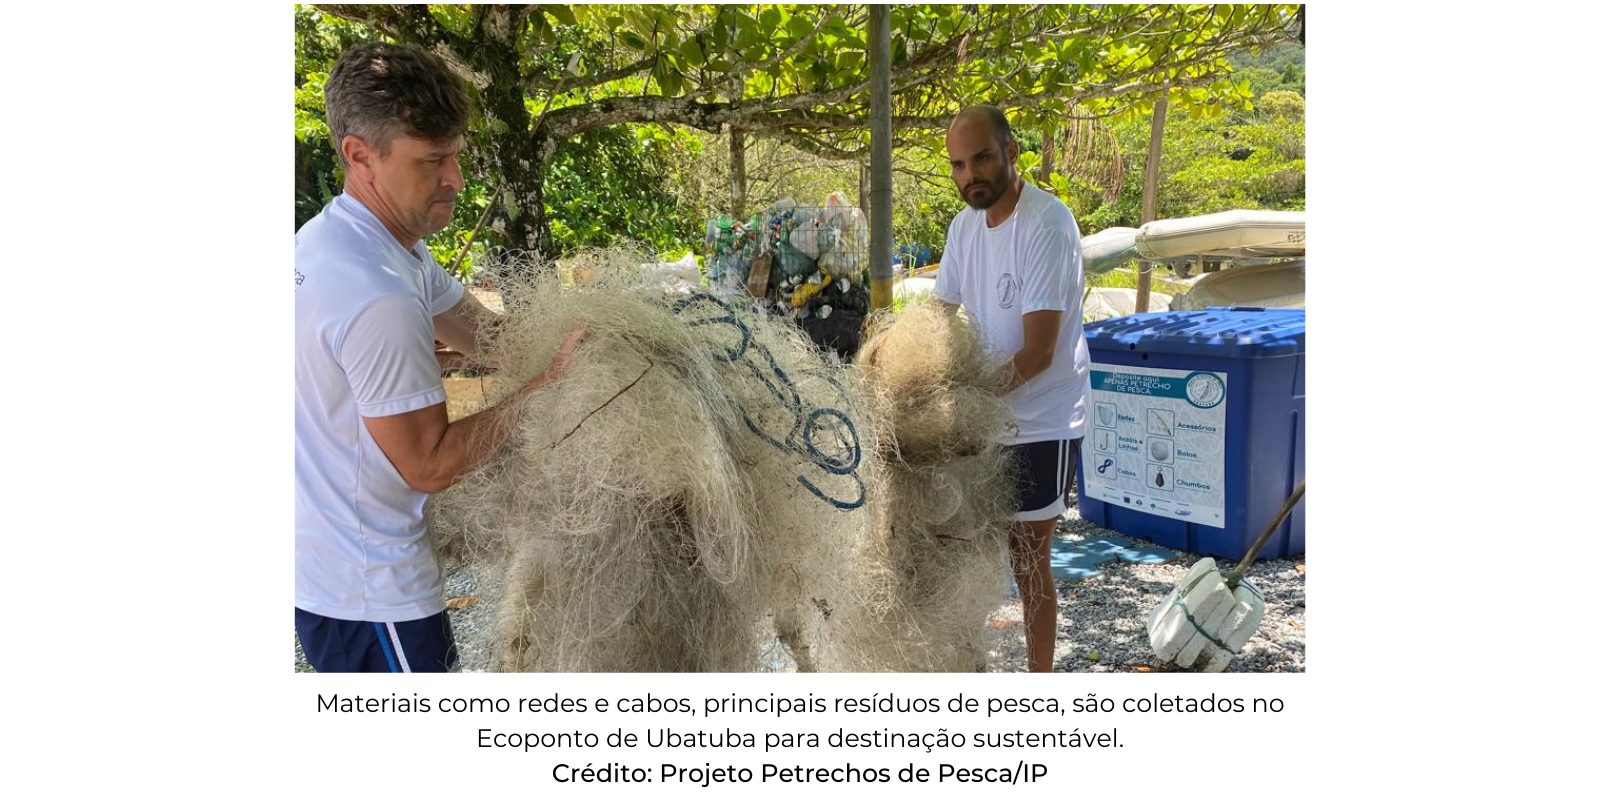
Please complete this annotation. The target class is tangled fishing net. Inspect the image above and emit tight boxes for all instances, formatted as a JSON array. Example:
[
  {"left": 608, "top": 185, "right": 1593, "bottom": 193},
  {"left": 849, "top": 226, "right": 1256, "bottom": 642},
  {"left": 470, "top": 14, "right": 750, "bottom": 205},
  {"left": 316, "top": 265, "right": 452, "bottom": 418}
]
[
  {"left": 840, "top": 301, "right": 1018, "bottom": 671},
  {"left": 428, "top": 249, "right": 1015, "bottom": 671}
]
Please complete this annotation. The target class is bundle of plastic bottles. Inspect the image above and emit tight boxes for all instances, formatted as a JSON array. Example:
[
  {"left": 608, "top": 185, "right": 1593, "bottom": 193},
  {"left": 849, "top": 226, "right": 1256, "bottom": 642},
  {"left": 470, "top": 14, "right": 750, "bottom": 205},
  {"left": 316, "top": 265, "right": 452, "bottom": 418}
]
[
  {"left": 757, "top": 191, "right": 870, "bottom": 325},
  {"left": 704, "top": 212, "right": 761, "bottom": 294}
]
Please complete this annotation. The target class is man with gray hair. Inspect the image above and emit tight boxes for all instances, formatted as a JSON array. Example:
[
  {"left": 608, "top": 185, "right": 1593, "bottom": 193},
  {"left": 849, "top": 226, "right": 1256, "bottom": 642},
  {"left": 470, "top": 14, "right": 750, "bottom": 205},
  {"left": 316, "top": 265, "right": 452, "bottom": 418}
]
[
  {"left": 295, "top": 43, "right": 581, "bottom": 672},
  {"left": 935, "top": 105, "right": 1090, "bottom": 672}
]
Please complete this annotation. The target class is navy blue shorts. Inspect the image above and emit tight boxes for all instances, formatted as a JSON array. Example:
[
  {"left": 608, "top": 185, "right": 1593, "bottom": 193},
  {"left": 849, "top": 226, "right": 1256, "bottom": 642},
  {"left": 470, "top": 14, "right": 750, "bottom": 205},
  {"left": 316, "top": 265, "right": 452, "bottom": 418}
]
[
  {"left": 1003, "top": 438, "right": 1083, "bottom": 522},
  {"left": 295, "top": 608, "right": 459, "bottom": 673}
]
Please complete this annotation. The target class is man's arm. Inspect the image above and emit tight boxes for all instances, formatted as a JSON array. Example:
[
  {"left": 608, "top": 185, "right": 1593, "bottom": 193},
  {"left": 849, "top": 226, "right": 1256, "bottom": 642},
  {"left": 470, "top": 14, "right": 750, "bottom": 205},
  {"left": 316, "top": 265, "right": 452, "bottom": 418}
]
[
  {"left": 432, "top": 290, "right": 498, "bottom": 359},
  {"left": 1004, "top": 205, "right": 1080, "bottom": 393},
  {"left": 364, "top": 323, "right": 585, "bottom": 494},
  {"left": 1004, "top": 310, "right": 1063, "bottom": 392}
]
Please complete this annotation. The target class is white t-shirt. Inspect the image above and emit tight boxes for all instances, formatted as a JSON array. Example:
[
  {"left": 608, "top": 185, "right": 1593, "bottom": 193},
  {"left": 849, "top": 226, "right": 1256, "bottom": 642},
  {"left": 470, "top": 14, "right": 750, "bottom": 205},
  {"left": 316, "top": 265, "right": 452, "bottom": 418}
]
[
  {"left": 933, "top": 181, "right": 1090, "bottom": 445},
  {"left": 295, "top": 194, "right": 464, "bottom": 622}
]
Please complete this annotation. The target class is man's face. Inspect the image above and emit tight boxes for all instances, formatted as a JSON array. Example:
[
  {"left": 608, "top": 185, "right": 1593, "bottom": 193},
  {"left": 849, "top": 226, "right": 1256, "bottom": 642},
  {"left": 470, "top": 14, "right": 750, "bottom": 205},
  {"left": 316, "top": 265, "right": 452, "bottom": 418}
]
[
  {"left": 945, "top": 118, "right": 1017, "bottom": 210},
  {"left": 368, "top": 133, "right": 466, "bottom": 239}
]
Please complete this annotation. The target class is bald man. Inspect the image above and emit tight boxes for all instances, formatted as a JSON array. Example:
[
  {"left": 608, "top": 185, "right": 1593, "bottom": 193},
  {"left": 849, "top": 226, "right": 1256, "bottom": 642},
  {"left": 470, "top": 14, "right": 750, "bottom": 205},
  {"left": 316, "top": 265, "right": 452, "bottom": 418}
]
[{"left": 934, "top": 105, "right": 1090, "bottom": 673}]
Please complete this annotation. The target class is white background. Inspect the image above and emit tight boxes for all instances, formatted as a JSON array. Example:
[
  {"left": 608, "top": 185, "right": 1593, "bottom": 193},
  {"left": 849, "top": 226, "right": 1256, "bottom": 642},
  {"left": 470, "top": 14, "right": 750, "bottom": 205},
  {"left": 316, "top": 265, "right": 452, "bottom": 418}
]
[{"left": 3, "top": 3, "right": 1590, "bottom": 795}]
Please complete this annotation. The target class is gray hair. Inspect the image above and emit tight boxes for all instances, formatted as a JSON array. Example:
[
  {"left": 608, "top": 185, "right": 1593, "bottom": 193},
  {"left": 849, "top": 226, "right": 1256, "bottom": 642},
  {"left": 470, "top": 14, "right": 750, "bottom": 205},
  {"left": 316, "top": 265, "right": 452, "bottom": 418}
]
[{"left": 325, "top": 42, "right": 469, "bottom": 167}]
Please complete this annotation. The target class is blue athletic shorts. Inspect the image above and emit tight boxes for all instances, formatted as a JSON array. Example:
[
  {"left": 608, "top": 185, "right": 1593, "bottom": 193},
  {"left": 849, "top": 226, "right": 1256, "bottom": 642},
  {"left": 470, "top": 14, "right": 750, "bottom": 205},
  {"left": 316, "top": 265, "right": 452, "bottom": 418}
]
[
  {"left": 1003, "top": 438, "right": 1083, "bottom": 522},
  {"left": 295, "top": 608, "right": 459, "bottom": 673}
]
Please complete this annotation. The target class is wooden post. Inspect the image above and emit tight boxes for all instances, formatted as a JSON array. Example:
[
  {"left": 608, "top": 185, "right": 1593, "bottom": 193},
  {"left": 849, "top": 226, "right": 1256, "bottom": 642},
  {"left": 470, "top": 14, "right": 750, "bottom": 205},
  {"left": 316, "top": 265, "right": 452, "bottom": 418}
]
[
  {"left": 868, "top": 4, "right": 893, "bottom": 312},
  {"left": 1135, "top": 89, "right": 1169, "bottom": 313}
]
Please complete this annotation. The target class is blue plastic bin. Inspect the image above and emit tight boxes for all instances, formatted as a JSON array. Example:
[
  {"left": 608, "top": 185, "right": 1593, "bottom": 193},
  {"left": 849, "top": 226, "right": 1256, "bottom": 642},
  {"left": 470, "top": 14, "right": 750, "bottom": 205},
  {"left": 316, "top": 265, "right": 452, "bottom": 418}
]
[{"left": 1077, "top": 308, "right": 1305, "bottom": 560}]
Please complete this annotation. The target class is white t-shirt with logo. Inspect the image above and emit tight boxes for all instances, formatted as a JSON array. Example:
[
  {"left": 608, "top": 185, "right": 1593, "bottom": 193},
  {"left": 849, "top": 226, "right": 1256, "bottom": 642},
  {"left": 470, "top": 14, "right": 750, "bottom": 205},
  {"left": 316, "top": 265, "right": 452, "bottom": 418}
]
[
  {"left": 933, "top": 181, "right": 1089, "bottom": 445},
  {"left": 295, "top": 194, "right": 464, "bottom": 622}
]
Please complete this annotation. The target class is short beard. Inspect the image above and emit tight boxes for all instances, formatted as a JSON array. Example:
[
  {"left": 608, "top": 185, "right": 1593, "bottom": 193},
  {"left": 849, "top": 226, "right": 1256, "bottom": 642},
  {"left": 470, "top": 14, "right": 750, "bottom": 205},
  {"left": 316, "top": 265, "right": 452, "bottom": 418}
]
[
  {"left": 961, "top": 169, "right": 1014, "bottom": 210},
  {"left": 962, "top": 186, "right": 999, "bottom": 210}
]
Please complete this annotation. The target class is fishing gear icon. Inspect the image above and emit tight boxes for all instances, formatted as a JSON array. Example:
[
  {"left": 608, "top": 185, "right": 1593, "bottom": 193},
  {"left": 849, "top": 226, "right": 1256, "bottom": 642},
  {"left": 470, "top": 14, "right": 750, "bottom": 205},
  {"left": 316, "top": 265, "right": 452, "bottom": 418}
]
[
  {"left": 1096, "top": 429, "right": 1115, "bottom": 452},
  {"left": 1097, "top": 458, "right": 1115, "bottom": 475}
]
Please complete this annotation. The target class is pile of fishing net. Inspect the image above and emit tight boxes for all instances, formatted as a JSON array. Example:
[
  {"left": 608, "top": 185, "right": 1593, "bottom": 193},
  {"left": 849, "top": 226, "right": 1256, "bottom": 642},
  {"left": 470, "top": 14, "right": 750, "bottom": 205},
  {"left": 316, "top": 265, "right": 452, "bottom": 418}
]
[
  {"left": 839, "top": 300, "right": 1017, "bottom": 671},
  {"left": 428, "top": 249, "right": 1015, "bottom": 671}
]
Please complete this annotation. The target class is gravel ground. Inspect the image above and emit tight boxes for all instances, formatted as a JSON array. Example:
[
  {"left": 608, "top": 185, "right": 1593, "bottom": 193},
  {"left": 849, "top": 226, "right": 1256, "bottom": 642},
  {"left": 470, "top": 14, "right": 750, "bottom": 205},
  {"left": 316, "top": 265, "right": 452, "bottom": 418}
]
[
  {"left": 985, "top": 507, "right": 1305, "bottom": 673},
  {"left": 295, "top": 502, "right": 1304, "bottom": 674}
]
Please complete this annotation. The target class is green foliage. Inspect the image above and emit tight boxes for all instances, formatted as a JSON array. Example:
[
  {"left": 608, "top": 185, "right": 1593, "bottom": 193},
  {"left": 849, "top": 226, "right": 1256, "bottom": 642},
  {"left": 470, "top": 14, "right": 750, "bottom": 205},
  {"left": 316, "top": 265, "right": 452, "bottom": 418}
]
[
  {"left": 1075, "top": 111, "right": 1305, "bottom": 233},
  {"left": 1070, "top": 38, "right": 1306, "bottom": 234},
  {"left": 338, "top": 4, "right": 1297, "bottom": 162},
  {"left": 894, "top": 177, "right": 964, "bottom": 261},
  {"left": 297, "top": 4, "right": 1302, "bottom": 257},
  {"left": 295, "top": 6, "right": 382, "bottom": 229},
  {"left": 294, "top": 5, "right": 698, "bottom": 262},
  {"left": 1014, "top": 150, "right": 1042, "bottom": 181},
  {"left": 543, "top": 126, "right": 699, "bottom": 253},
  {"left": 1047, "top": 171, "right": 1118, "bottom": 230},
  {"left": 294, "top": 71, "right": 338, "bottom": 229},
  {"left": 294, "top": 5, "right": 379, "bottom": 76},
  {"left": 1228, "top": 41, "right": 1305, "bottom": 96},
  {"left": 423, "top": 180, "right": 497, "bottom": 280},
  {"left": 1159, "top": 115, "right": 1304, "bottom": 215},
  {"left": 1231, "top": 66, "right": 1284, "bottom": 98},
  {"left": 1258, "top": 91, "right": 1304, "bottom": 122}
]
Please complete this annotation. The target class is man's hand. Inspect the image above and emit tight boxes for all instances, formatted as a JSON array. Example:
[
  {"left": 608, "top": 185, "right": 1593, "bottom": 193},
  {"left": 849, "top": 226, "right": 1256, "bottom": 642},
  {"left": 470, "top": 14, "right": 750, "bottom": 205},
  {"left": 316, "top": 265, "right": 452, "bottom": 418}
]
[{"left": 521, "top": 322, "right": 586, "bottom": 396}]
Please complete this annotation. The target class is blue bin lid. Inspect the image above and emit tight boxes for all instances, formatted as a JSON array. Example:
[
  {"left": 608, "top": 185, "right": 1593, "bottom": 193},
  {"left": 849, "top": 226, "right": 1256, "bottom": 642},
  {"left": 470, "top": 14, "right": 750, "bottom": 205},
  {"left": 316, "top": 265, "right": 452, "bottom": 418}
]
[{"left": 1084, "top": 307, "right": 1305, "bottom": 358}]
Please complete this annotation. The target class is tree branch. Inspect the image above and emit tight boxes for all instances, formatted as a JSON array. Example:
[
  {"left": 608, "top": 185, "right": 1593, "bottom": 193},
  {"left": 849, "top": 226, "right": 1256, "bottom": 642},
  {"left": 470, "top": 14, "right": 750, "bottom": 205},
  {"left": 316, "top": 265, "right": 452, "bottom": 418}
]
[
  {"left": 323, "top": 2, "right": 1296, "bottom": 168},
  {"left": 761, "top": 127, "right": 866, "bottom": 161},
  {"left": 526, "top": 54, "right": 655, "bottom": 94},
  {"left": 543, "top": 96, "right": 729, "bottom": 138},
  {"left": 315, "top": 4, "right": 488, "bottom": 87}
]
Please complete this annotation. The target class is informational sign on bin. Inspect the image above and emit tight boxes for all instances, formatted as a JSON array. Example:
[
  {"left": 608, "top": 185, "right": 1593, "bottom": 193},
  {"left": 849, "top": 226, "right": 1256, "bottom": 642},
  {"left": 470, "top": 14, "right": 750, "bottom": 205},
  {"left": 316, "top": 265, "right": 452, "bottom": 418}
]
[{"left": 1082, "top": 365, "right": 1228, "bottom": 527}]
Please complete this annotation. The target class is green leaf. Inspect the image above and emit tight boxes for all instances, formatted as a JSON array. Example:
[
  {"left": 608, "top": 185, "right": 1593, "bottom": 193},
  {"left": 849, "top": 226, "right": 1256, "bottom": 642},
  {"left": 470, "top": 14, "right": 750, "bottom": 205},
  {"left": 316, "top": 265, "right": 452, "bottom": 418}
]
[
  {"left": 734, "top": 11, "right": 762, "bottom": 49},
  {"left": 619, "top": 31, "right": 650, "bottom": 51},
  {"left": 680, "top": 37, "right": 704, "bottom": 68},
  {"left": 545, "top": 5, "right": 576, "bottom": 27},
  {"left": 621, "top": 8, "right": 653, "bottom": 33}
]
